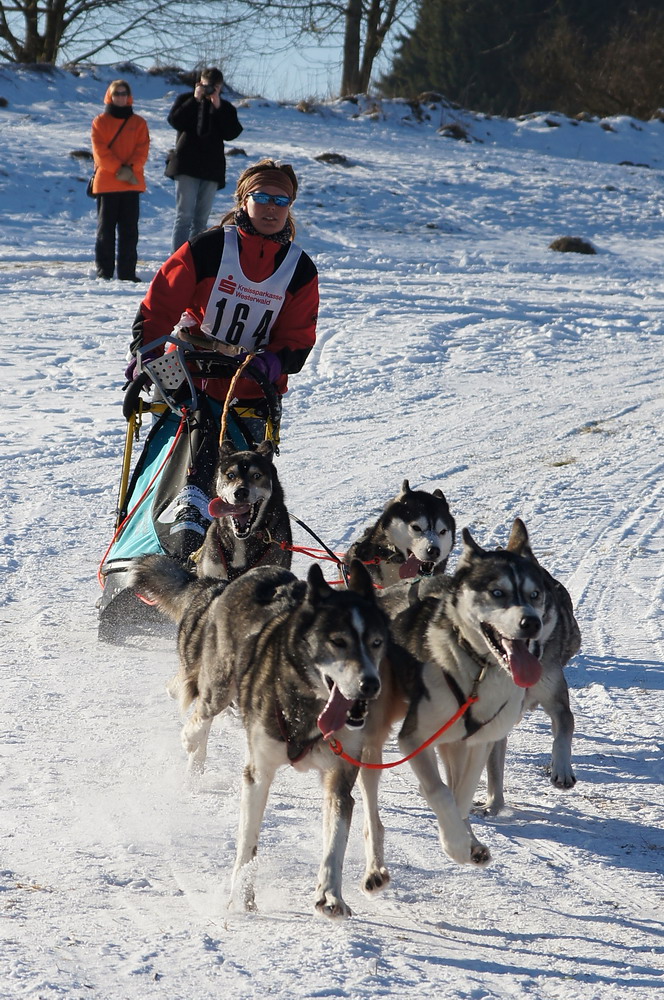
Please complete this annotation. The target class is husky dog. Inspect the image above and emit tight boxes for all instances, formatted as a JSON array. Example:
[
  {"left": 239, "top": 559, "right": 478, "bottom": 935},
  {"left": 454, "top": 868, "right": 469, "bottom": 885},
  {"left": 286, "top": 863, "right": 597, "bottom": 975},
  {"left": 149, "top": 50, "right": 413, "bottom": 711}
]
[
  {"left": 345, "top": 480, "right": 456, "bottom": 588},
  {"left": 194, "top": 439, "right": 292, "bottom": 580},
  {"left": 377, "top": 524, "right": 552, "bottom": 867},
  {"left": 483, "top": 518, "right": 581, "bottom": 814},
  {"left": 130, "top": 554, "right": 388, "bottom": 919}
]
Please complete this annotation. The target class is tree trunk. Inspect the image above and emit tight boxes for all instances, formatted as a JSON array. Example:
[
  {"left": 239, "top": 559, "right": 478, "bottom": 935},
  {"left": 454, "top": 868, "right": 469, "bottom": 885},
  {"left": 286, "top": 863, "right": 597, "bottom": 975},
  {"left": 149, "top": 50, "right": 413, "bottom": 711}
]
[
  {"left": 23, "top": 0, "right": 42, "bottom": 62},
  {"left": 358, "top": 0, "right": 383, "bottom": 93},
  {"left": 344, "top": 0, "right": 401, "bottom": 95},
  {"left": 43, "top": 0, "right": 68, "bottom": 64},
  {"left": 7, "top": 0, "right": 65, "bottom": 63},
  {"left": 341, "top": 0, "right": 363, "bottom": 95}
]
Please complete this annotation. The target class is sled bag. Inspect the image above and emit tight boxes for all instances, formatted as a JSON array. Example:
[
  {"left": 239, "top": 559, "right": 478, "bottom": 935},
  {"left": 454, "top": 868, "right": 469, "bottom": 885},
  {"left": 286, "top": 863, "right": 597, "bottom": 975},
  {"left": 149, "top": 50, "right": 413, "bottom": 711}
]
[{"left": 103, "top": 395, "right": 265, "bottom": 571}]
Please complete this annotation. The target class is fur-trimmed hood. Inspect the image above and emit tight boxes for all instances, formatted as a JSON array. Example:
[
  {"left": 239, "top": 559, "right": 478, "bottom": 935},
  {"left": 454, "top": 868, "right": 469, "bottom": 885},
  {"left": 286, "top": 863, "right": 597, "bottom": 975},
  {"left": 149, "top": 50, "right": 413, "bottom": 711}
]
[{"left": 103, "top": 83, "right": 134, "bottom": 105}]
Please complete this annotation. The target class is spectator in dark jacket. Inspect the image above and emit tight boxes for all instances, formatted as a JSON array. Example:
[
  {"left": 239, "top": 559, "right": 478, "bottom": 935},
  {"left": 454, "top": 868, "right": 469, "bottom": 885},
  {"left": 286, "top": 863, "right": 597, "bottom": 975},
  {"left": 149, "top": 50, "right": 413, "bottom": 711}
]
[{"left": 165, "top": 67, "right": 243, "bottom": 252}]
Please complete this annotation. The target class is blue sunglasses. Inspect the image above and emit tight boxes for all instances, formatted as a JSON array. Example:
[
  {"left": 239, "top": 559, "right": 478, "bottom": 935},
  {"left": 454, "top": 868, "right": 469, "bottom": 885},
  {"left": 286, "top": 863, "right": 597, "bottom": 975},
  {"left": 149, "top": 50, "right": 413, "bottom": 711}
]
[{"left": 247, "top": 191, "right": 291, "bottom": 207}]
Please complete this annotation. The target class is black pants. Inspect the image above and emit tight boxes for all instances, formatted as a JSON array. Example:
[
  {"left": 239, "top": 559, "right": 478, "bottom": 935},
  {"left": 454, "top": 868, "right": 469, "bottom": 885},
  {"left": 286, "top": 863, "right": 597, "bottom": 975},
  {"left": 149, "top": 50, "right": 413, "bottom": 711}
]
[{"left": 95, "top": 192, "right": 140, "bottom": 279}]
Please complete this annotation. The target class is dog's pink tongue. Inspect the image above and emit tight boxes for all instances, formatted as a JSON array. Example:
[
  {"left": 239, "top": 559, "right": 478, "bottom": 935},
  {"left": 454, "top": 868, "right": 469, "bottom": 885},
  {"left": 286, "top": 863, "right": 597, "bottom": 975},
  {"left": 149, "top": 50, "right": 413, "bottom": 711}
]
[
  {"left": 208, "top": 498, "right": 251, "bottom": 518},
  {"left": 503, "top": 640, "right": 542, "bottom": 687},
  {"left": 399, "top": 554, "right": 421, "bottom": 580},
  {"left": 317, "top": 684, "right": 354, "bottom": 739}
]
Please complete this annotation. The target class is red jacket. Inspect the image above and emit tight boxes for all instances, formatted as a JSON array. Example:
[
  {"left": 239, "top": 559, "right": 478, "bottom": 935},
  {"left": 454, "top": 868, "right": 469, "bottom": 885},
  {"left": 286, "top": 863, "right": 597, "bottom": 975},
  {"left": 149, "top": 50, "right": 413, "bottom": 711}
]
[
  {"left": 131, "top": 226, "right": 318, "bottom": 402},
  {"left": 91, "top": 88, "right": 150, "bottom": 195}
]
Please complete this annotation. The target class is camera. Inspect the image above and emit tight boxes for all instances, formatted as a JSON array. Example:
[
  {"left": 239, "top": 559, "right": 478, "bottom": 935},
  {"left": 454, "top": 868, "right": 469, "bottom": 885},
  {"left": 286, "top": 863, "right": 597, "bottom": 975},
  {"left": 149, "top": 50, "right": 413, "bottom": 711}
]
[{"left": 202, "top": 83, "right": 217, "bottom": 96}]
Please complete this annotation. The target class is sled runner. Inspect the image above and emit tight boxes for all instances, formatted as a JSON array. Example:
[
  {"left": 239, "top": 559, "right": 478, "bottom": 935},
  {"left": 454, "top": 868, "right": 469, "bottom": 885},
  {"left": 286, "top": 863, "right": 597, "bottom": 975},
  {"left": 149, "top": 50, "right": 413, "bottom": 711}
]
[{"left": 97, "top": 337, "right": 282, "bottom": 640}]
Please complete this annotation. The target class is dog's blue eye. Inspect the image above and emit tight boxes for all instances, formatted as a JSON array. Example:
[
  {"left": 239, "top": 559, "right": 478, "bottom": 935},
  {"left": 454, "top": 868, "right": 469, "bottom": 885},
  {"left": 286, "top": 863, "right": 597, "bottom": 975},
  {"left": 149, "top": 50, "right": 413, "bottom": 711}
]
[
  {"left": 371, "top": 637, "right": 383, "bottom": 649},
  {"left": 530, "top": 590, "right": 540, "bottom": 601},
  {"left": 491, "top": 588, "right": 503, "bottom": 598},
  {"left": 226, "top": 472, "right": 235, "bottom": 480},
  {"left": 252, "top": 472, "right": 261, "bottom": 480}
]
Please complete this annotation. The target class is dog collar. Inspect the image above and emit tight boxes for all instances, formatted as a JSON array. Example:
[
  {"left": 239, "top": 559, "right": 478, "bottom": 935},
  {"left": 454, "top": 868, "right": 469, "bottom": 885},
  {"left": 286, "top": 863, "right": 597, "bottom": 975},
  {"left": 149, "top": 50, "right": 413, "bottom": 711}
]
[{"left": 452, "top": 626, "right": 495, "bottom": 676}]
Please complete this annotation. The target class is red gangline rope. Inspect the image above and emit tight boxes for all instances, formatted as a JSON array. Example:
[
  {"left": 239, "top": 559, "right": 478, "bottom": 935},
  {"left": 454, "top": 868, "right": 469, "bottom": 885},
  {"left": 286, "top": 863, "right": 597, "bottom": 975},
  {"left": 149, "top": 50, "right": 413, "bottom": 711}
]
[{"left": 326, "top": 695, "right": 478, "bottom": 769}]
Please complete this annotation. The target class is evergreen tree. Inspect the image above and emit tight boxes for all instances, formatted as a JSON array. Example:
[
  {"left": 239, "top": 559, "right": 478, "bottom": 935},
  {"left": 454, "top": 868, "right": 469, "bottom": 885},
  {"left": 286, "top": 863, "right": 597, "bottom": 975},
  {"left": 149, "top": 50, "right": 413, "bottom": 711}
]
[{"left": 379, "top": 0, "right": 664, "bottom": 117}]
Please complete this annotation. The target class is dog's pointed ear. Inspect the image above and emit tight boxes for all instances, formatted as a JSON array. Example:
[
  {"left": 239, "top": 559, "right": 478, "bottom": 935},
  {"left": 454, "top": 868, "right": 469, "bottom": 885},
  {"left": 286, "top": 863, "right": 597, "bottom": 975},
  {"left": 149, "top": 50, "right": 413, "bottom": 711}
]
[
  {"left": 399, "top": 479, "right": 411, "bottom": 497},
  {"left": 306, "top": 562, "right": 332, "bottom": 603},
  {"left": 460, "top": 527, "right": 486, "bottom": 559},
  {"left": 256, "top": 440, "right": 275, "bottom": 462},
  {"left": 219, "top": 439, "right": 237, "bottom": 459},
  {"left": 347, "top": 558, "right": 376, "bottom": 601},
  {"left": 433, "top": 488, "right": 444, "bottom": 499},
  {"left": 506, "top": 518, "right": 537, "bottom": 561}
]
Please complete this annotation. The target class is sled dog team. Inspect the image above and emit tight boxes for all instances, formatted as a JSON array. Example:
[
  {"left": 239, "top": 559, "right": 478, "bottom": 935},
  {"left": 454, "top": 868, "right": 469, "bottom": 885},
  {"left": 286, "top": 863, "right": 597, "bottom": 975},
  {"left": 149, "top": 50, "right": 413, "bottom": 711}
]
[{"left": 131, "top": 440, "right": 581, "bottom": 920}]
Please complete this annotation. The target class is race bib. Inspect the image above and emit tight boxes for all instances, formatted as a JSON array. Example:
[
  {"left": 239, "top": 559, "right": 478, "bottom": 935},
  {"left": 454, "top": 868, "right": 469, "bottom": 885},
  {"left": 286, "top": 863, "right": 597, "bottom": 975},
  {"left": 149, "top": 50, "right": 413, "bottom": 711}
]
[{"left": 200, "top": 227, "right": 302, "bottom": 352}]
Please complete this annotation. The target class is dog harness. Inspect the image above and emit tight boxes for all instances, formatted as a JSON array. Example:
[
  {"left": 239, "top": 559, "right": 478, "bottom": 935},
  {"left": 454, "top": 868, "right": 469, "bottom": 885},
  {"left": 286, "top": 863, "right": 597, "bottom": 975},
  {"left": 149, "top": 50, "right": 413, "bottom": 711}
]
[
  {"left": 442, "top": 631, "right": 512, "bottom": 737},
  {"left": 275, "top": 703, "right": 324, "bottom": 764},
  {"left": 204, "top": 523, "right": 288, "bottom": 582},
  {"left": 200, "top": 226, "right": 302, "bottom": 353},
  {"left": 441, "top": 670, "right": 507, "bottom": 738}
]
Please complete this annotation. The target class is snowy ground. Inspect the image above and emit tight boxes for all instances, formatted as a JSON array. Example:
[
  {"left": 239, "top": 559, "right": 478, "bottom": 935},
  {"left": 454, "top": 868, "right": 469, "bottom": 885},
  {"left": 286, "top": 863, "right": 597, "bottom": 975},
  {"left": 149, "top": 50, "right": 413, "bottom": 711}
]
[{"left": 0, "top": 65, "right": 662, "bottom": 999}]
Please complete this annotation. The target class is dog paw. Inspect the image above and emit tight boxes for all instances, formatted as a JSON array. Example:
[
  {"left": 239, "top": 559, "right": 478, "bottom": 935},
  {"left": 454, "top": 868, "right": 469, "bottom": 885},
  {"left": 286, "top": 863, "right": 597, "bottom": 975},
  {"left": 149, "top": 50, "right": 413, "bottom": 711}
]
[
  {"left": 185, "top": 752, "right": 206, "bottom": 777},
  {"left": 227, "top": 892, "right": 257, "bottom": 914},
  {"left": 470, "top": 842, "right": 491, "bottom": 865},
  {"left": 315, "top": 891, "right": 352, "bottom": 919},
  {"left": 361, "top": 867, "right": 391, "bottom": 896},
  {"left": 472, "top": 797, "right": 504, "bottom": 818},
  {"left": 229, "top": 870, "right": 257, "bottom": 913},
  {"left": 550, "top": 769, "right": 576, "bottom": 790},
  {"left": 445, "top": 830, "right": 492, "bottom": 866}
]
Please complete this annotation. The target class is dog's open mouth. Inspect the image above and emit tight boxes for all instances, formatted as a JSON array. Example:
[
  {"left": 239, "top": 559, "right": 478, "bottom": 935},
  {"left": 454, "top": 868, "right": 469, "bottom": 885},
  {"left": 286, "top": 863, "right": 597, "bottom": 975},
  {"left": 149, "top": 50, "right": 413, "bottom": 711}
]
[
  {"left": 317, "top": 678, "right": 370, "bottom": 739},
  {"left": 207, "top": 497, "right": 263, "bottom": 538},
  {"left": 346, "top": 699, "right": 369, "bottom": 728},
  {"left": 399, "top": 552, "right": 436, "bottom": 580},
  {"left": 481, "top": 623, "right": 542, "bottom": 687}
]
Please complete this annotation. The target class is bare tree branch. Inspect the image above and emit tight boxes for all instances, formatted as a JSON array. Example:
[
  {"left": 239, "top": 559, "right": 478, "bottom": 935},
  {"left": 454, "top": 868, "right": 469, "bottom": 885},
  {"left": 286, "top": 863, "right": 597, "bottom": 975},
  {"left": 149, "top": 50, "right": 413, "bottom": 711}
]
[{"left": 0, "top": 0, "right": 415, "bottom": 97}]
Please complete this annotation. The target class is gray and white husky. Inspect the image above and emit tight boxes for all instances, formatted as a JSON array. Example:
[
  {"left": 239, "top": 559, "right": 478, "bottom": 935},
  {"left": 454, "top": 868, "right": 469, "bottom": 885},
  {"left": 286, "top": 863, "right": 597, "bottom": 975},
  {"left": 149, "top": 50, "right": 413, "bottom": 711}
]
[
  {"left": 363, "top": 523, "right": 552, "bottom": 870},
  {"left": 483, "top": 517, "right": 581, "bottom": 814},
  {"left": 129, "top": 555, "right": 388, "bottom": 920},
  {"left": 345, "top": 480, "right": 456, "bottom": 588},
  {"left": 194, "top": 439, "right": 292, "bottom": 580}
]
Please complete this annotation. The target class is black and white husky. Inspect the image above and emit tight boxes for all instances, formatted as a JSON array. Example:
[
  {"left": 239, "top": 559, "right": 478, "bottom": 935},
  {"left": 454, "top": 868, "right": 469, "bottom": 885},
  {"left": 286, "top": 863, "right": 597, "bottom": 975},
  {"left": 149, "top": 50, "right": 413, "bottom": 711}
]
[
  {"left": 194, "top": 439, "right": 292, "bottom": 580},
  {"left": 130, "top": 555, "right": 389, "bottom": 919},
  {"left": 483, "top": 518, "right": 581, "bottom": 814},
  {"left": 345, "top": 480, "right": 456, "bottom": 587},
  {"left": 364, "top": 523, "right": 554, "bottom": 869}
]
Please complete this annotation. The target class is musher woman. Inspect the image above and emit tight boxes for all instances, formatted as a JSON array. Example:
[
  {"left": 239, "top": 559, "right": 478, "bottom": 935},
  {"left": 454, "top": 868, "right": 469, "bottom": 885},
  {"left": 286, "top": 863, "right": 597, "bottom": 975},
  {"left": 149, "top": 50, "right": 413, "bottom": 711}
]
[
  {"left": 127, "top": 158, "right": 318, "bottom": 435},
  {"left": 99, "top": 160, "right": 318, "bottom": 628}
]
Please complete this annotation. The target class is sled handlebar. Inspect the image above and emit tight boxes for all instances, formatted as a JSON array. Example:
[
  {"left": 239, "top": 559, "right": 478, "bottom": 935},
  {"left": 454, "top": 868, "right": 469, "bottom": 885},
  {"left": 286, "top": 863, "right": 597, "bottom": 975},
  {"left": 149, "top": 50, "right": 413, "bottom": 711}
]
[
  {"left": 183, "top": 350, "right": 283, "bottom": 429},
  {"left": 122, "top": 348, "right": 282, "bottom": 430}
]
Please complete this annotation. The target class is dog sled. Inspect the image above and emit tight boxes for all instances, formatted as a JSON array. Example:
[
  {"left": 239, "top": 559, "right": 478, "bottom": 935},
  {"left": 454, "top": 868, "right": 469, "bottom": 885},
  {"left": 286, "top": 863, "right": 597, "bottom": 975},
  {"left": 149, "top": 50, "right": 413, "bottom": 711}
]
[{"left": 97, "top": 337, "right": 282, "bottom": 640}]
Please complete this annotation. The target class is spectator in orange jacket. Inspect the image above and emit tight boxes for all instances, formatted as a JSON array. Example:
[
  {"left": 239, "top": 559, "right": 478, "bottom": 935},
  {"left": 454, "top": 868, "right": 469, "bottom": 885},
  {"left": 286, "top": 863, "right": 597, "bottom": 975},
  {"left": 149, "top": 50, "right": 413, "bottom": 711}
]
[{"left": 91, "top": 80, "right": 150, "bottom": 281}]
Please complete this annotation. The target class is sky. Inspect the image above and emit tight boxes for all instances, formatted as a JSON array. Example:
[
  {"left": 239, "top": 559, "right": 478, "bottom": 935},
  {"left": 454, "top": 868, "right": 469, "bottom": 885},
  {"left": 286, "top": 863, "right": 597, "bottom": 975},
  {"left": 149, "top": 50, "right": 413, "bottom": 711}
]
[
  {"left": 52, "top": 3, "right": 415, "bottom": 101},
  {"left": 0, "top": 64, "right": 663, "bottom": 999},
  {"left": 229, "top": 37, "right": 359, "bottom": 102},
  {"left": 212, "top": 21, "right": 413, "bottom": 101}
]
